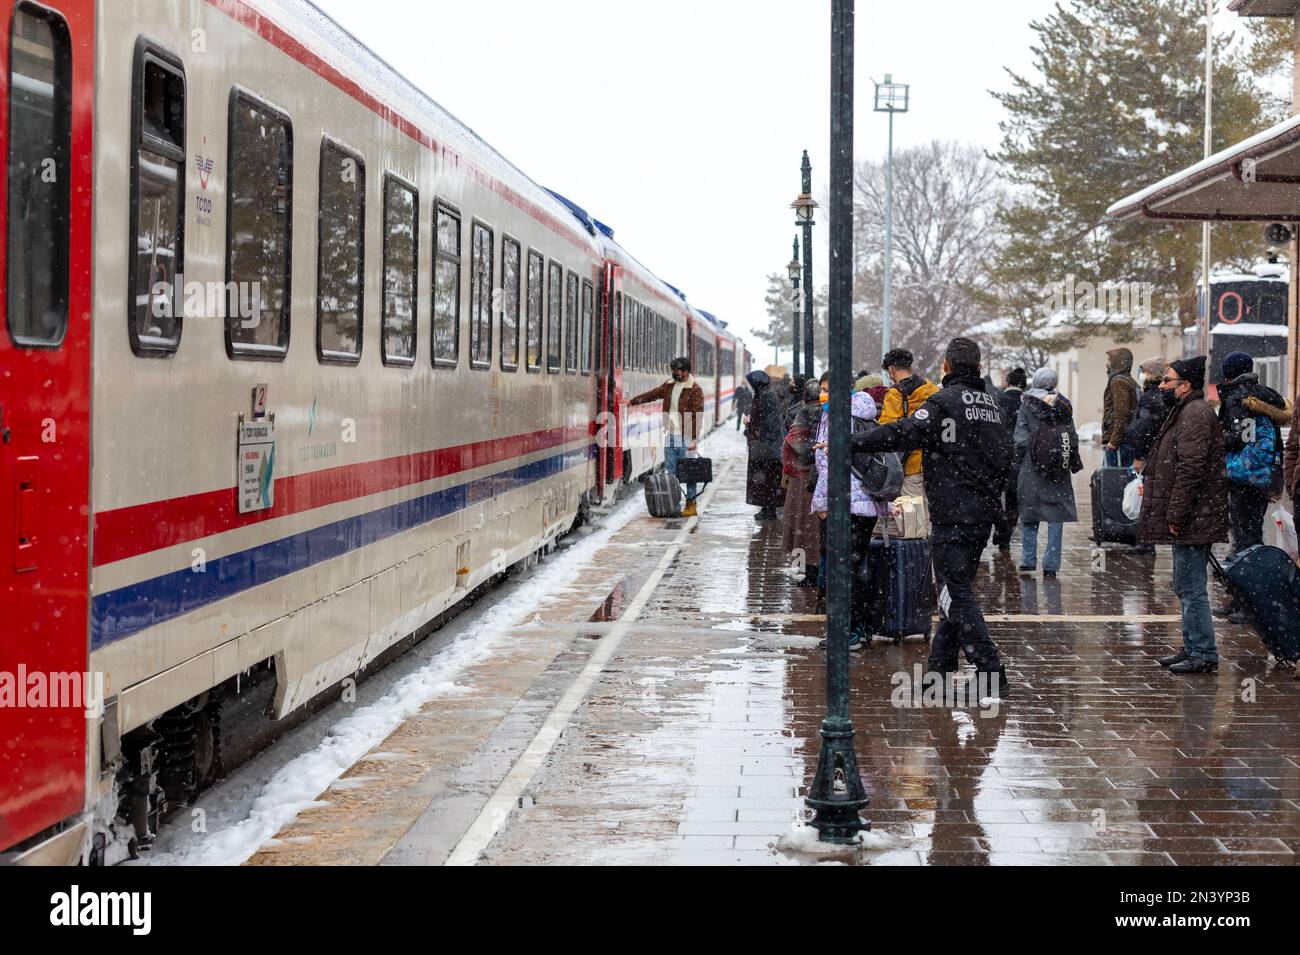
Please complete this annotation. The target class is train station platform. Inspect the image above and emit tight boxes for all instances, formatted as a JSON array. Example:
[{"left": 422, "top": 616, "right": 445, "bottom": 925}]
[{"left": 246, "top": 427, "right": 1300, "bottom": 866}]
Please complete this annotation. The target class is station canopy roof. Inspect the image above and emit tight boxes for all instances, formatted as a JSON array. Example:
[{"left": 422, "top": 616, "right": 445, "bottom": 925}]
[{"left": 1105, "top": 112, "right": 1300, "bottom": 222}]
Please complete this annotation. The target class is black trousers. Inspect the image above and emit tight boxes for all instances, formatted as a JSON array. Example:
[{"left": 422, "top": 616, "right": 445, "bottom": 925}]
[
  {"left": 991, "top": 487, "right": 1018, "bottom": 548},
  {"left": 850, "top": 515, "right": 878, "bottom": 638},
  {"left": 929, "top": 522, "right": 1002, "bottom": 673},
  {"left": 816, "top": 514, "right": 877, "bottom": 635},
  {"left": 1228, "top": 483, "right": 1270, "bottom": 554}
]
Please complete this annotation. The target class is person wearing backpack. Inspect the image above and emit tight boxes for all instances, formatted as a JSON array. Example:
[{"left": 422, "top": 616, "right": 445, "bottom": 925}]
[
  {"left": 850, "top": 338, "right": 1014, "bottom": 694},
  {"left": 1014, "top": 368, "right": 1082, "bottom": 578},
  {"left": 1213, "top": 352, "right": 1291, "bottom": 621}
]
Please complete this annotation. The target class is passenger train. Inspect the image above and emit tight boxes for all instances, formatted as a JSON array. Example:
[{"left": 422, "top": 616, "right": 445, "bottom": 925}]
[{"left": 0, "top": 0, "right": 750, "bottom": 863}]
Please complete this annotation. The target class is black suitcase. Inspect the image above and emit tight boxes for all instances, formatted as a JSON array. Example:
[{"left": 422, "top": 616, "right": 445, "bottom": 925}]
[
  {"left": 863, "top": 537, "right": 934, "bottom": 642},
  {"left": 1209, "top": 544, "right": 1300, "bottom": 667},
  {"left": 674, "top": 455, "right": 713, "bottom": 487},
  {"left": 1091, "top": 467, "right": 1138, "bottom": 544},
  {"left": 644, "top": 470, "right": 683, "bottom": 518}
]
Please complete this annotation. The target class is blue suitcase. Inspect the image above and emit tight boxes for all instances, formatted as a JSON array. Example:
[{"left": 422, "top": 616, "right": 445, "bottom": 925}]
[{"left": 864, "top": 537, "right": 934, "bottom": 642}]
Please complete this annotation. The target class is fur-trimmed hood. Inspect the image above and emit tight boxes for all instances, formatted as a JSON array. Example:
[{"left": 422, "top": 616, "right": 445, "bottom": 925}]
[{"left": 1245, "top": 394, "right": 1293, "bottom": 426}]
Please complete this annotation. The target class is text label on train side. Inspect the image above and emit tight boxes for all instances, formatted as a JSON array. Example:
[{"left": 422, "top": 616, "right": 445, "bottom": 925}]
[{"left": 237, "top": 418, "right": 276, "bottom": 514}]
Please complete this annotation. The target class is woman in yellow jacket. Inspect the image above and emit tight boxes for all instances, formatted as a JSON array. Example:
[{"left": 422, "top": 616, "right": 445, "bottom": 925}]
[{"left": 878, "top": 348, "right": 939, "bottom": 498}]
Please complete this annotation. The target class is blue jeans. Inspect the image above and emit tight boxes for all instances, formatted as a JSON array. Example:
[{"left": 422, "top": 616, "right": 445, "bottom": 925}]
[
  {"left": 1105, "top": 445, "right": 1134, "bottom": 469},
  {"left": 1171, "top": 544, "right": 1218, "bottom": 663},
  {"left": 664, "top": 439, "right": 697, "bottom": 501},
  {"left": 1021, "top": 521, "right": 1063, "bottom": 572}
]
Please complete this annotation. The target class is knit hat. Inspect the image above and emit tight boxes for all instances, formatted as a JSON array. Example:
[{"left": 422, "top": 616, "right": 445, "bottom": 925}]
[
  {"left": 1138, "top": 356, "right": 1165, "bottom": 378},
  {"left": 881, "top": 348, "right": 914, "bottom": 372},
  {"left": 945, "top": 337, "right": 981, "bottom": 371},
  {"left": 855, "top": 373, "right": 884, "bottom": 392},
  {"left": 1169, "top": 356, "right": 1206, "bottom": 391},
  {"left": 1221, "top": 351, "right": 1253, "bottom": 381}
]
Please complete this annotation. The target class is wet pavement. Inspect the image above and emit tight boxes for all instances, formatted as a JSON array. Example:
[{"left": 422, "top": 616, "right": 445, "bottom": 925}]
[{"left": 250, "top": 434, "right": 1300, "bottom": 865}]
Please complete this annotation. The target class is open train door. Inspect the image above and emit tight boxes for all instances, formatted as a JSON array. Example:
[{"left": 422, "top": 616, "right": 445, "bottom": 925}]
[
  {"left": 597, "top": 261, "right": 624, "bottom": 492},
  {"left": 0, "top": 0, "right": 94, "bottom": 859}
]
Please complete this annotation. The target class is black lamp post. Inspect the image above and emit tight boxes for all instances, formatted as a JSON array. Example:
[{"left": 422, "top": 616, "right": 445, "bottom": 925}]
[
  {"left": 792, "top": 153, "right": 818, "bottom": 380},
  {"left": 805, "top": 0, "right": 869, "bottom": 844},
  {"left": 787, "top": 239, "right": 801, "bottom": 375}
]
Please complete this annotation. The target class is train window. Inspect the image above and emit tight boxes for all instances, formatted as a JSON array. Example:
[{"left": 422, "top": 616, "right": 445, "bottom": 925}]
[
  {"left": 126, "top": 40, "right": 184, "bottom": 356},
  {"left": 316, "top": 138, "right": 364, "bottom": 363},
  {"left": 469, "top": 221, "right": 493, "bottom": 368},
  {"left": 525, "top": 249, "right": 543, "bottom": 372},
  {"left": 580, "top": 279, "right": 593, "bottom": 375},
  {"left": 433, "top": 202, "right": 460, "bottom": 366},
  {"left": 546, "top": 260, "right": 562, "bottom": 372},
  {"left": 565, "top": 271, "right": 578, "bottom": 373},
  {"left": 226, "top": 89, "right": 292, "bottom": 359},
  {"left": 500, "top": 235, "right": 520, "bottom": 371},
  {"left": 380, "top": 174, "right": 417, "bottom": 366},
  {"left": 7, "top": 5, "right": 71, "bottom": 347}
]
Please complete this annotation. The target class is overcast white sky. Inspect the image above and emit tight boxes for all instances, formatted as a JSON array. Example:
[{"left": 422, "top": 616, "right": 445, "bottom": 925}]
[{"left": 309, "top": 0, "right": 1076, "bottom": 358}]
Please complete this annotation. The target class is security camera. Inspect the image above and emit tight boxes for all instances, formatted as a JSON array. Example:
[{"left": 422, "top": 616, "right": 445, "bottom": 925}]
[{"left": 1264, "top": 222, "right": 1293, "bottom": 247}]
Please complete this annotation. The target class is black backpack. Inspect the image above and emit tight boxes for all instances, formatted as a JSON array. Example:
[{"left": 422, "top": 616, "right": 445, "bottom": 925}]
[{"left": 1031, "top": 414, "right": 1079, "bottom": 476}]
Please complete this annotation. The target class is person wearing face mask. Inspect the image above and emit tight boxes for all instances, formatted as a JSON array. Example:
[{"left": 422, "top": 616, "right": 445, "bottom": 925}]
[
  {"left": 1136, "top": 356, "right": 1229, "bottom": 674},
  {"left": 849, "top": 337, "right": 1014, "bottom": 693},
  {"left": 629, "top": 356, "right": 706, "bottom": 517}
]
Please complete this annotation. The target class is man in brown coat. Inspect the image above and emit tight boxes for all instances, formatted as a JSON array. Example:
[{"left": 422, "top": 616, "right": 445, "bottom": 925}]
[
  {"left": 1103, "top": 347, "right": 1139, "bottom": 468},
  {"left": 629, "top": 356, "right": 706, "bottom": 516},
  {"left": 1137, "top": 356, "right": 1229, "bottom": 673}
]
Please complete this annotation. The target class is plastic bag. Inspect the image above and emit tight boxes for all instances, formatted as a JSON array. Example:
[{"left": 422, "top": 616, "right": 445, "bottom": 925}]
[
  {"left": 1121, "top": 475, "right": 1143, "bottom": 520},
  {"left": 1273, "top": 504, "right": 1299, "bottom": 563}
]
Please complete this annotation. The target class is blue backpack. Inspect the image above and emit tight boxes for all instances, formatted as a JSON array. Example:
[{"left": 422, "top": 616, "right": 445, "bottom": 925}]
[{"left": 1226, "top": 416, "right": 1281, "bottom": 489}]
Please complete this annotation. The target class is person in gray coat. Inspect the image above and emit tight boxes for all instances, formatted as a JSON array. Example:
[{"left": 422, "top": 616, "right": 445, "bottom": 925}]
[{"left": 1014, "top": 367, "right": 1081, "bottom": 578}]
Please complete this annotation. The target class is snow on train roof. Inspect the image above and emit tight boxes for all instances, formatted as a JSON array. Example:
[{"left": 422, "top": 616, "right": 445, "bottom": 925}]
[
  {"left": 273, "top": 0, "right": 741, "bottom": 346},
  {"left": 267, "top": 0, "right": 598, "bottom": 250}
]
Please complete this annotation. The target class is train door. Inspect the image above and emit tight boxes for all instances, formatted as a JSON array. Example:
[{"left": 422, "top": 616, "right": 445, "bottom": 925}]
[
  {"left": 0, "top": 0, "right": 94, "bottom": 854},
  {"left": 597, "top": 261, "right": 624, "bottom": 490}
]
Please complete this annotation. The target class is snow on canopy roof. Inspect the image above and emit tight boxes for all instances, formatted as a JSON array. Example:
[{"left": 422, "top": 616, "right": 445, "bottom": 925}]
[
  {"left": 1105, "top": 111, "right": 1300, "bottom": 221},
  {"left": 1210, "top": 260, "right": 1288, "bottom": 283},
  {"left": 1209, "top": 322, "right": 1289, "bottom": 337},
  {"left": 1228, "top": 0, "right": 1300, "bottom": 15}
]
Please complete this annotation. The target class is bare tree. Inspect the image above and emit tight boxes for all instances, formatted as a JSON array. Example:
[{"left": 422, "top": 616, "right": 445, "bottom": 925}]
[{"left": 850, "top": 141, "right": 1006, "bottom": 378}]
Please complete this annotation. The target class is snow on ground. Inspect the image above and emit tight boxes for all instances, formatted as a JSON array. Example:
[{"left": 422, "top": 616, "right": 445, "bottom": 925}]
[{"left": 136, "top": 421, "right": 744, "bottom": 866}]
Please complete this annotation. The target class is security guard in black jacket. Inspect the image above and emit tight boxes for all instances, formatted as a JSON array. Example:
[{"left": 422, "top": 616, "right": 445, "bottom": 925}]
[{"left": 851, "top": 338, "right": 1014, "bottom": 693}]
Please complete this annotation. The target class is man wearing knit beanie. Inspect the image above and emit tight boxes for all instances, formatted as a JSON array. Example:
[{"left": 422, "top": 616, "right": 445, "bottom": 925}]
[{"left": 1136, "top": 355, "right": 1228, "bottom": 673}]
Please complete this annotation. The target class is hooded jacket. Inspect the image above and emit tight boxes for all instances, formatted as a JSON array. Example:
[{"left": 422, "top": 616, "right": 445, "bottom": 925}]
[
  {"left": 1014, "top": 393, "right": 1080, "bottom": 524},
  {"left": 1102, "top": 347, "right": 1139, "bottom": 447},
  {"left": 878, "top": 372, "right": 940, "bottom": 476},
  {"left": 1137, "top": 389, "right": 1229, "bottom": 546},
  {"left": 1122, "top": 378, "right": 1169, "bottom": 461}
]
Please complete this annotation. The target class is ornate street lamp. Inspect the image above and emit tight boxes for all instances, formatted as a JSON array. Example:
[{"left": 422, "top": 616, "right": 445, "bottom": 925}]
[{"left": 799, "top": 152, "right": 816, "bottom": 379}]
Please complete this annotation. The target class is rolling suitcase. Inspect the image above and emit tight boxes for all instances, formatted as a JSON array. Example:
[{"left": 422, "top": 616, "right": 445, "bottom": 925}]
[
  {"left": 644, "top": 470, "right": 683, "bottom": 518},
  {"left": 864, "top": 536, "right": 934, "bottom": 642},
  {"left": 1209, "top": 544, "right": 1300, "bottom": 667},
  {"left": 1090, "top": 466, "right": 1138, "bottom": 544}
]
